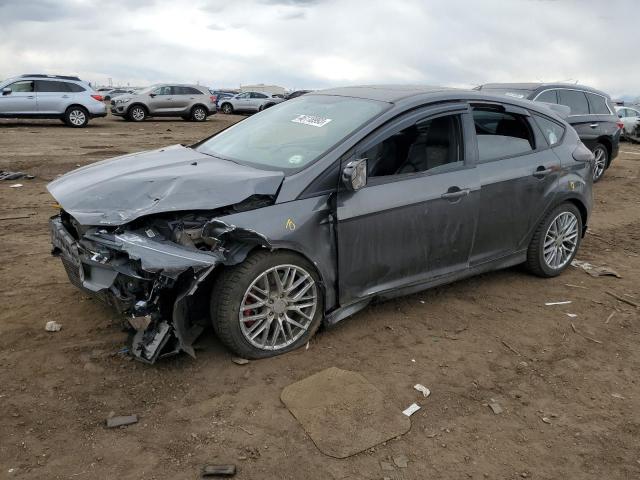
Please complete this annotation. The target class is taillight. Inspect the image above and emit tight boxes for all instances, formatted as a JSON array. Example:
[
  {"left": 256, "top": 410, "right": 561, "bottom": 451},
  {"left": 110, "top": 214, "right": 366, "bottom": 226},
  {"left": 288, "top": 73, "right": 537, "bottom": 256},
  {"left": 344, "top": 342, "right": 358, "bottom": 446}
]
[
  {"left": 616, "top": 121, "right": 624, "bottom": 130},
  {"left": 210, "top": 95, "right": 217, "bottom": 103},
  {"left": 91, "top": 94, "right": 103, "bottom": 101}
]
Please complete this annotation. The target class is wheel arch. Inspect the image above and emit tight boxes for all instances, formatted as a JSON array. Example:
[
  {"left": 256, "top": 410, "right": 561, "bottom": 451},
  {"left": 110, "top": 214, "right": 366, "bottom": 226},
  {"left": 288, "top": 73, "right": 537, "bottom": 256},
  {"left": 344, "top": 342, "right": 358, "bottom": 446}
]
[
  {"left": 191, "top": 103, "right": 210, "bottom": 114},
  {"left": 64, "top": 103, "right": 88, "bottom": 114},
  {"left": 220, "top": 101, "right": 233, "bottom": 111}
]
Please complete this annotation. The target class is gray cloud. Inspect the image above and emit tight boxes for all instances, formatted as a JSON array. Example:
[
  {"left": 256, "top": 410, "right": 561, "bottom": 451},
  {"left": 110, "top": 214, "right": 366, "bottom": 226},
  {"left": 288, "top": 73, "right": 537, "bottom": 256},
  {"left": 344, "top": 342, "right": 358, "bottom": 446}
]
[{"left": 0, "top": 0, "right": 637, "bottom": 97}]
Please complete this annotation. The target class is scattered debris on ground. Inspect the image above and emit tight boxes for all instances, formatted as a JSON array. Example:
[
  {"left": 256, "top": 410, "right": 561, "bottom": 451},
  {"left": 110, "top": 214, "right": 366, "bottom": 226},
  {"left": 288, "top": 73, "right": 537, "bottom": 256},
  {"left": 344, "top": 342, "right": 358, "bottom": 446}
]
[
  {"left": 201, "top": 464, "right": 236, "bottom": 477},
  {"left": 0, "top": 171, "right": 34, "bottom": 181},
  {"left": 231, "top": 357, "right": 249, "bottom": 365},
  {"left": 393, "top": 454, "right": 409, "bottom": 468},
  {"left": 605, "top": 290, "right": 640, "bottom": 308},
  {"left": 413, "top": 384, "right": 430, "bottom": 397},
  {"left": 488, "top": 402, "right": 503, "bottom": 414},
  {"left": 105, "top": 414, "right": 139, "bottom": 428},
  {"left": 44, "top": 321, "right": 62, "bottom": 332},
  {"left": 545, "top": 301, "right": 572, "bottom": 306},
  {"left": 572, "top": 259, "right": 621, "bottom": 278},
  {"left": 402, "top": 403, "right": 421, "bottom": 417}
]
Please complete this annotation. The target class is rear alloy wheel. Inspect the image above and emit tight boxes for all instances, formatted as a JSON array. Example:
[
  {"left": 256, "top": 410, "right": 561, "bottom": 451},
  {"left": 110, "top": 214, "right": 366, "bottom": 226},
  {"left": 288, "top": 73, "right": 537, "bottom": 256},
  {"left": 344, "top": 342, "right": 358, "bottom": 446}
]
[
  {"left": 128, "top": 105, "right": 146, "bottom": 122},
  {"left": 592, "top": 143, "right": 608, "bottom": 182},
  {"left": 64, "top": 107, "right": 89, "bottom": 127},
  {"left": 211, "top": 251, "right": 323, "bottom": 359},
  {"left": 221, "top": 103, "right": 233, "bottom": 114},
  {"left": 191, "top": 106, "right": 207, "bottom": 122},
  {"left": 525, "top": 203, "right": 582, "bottom": 277}
]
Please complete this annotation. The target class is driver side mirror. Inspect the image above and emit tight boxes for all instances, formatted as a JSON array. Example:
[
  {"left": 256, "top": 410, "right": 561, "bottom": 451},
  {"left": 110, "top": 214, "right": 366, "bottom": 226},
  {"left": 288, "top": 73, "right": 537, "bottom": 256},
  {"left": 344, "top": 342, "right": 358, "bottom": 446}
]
[
  {"left": 2, "top": 87, "right": 11, "bottom": 96},
  {"left": 149, "top": 93, "right": 156, "bottom": 97},
  {"left": 342, "top": 158, "right": 368, "bottom": 192}
]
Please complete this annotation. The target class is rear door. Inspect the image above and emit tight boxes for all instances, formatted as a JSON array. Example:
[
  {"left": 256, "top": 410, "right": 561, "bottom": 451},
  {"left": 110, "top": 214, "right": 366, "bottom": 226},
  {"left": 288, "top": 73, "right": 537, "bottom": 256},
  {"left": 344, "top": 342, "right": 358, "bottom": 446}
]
[
  {"left": 35, "top": 80, "right": 72, "bottom": 114},
  {"left": 470, "top": 104, "right": 561, "bottom": 265},
  {"left": 336, "top": 104, "right": 479, "bottom": 305},
  {"left": 249, "top": 92, "right": 268, "bottom": 111},
  {"left": 0, "top": 80, "right": 37, "bottom": 114},
  {"left": 555, "top": 89, "right": 599, "bottom": 149}
]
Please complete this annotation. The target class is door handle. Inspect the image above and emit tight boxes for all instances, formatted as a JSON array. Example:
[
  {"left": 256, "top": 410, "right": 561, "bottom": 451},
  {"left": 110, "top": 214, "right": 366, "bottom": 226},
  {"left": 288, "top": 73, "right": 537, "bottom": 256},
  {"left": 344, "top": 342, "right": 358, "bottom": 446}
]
[
  {"left": 533, "top": 166, "right": 554, "bottom": 178},
  {"left": 589, "top": 123, "right": 599, "bottom": 128},
  {"left": 441, "top": 188, "right": 470, "bottom": 200},
  {"left": 27, "top": 95, "right": 34, "bottom": 99},
  {"left": 62, "top": 95, "right": 70, "bottom": 98}
]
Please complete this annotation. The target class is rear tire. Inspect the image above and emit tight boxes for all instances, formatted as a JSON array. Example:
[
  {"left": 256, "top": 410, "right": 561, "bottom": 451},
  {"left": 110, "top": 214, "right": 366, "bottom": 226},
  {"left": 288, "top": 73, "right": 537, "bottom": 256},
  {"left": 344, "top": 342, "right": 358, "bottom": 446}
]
[
  {"left": 127, "top": 105, "right": 147, "bottom": 122},
  {"left": 63, "top": 106, "right": 89, "bottom": 128},
  {"left": 592, "top": 143, "right": 608, "bottom": 182},
  {"left": 210, "top": 250, "right": 323, "bottom": 359},
  {"left": 525, "top": 203, "right": 582, "bottom": 278},
  {"left": 190, "top": 105, "right": 207, "bottom": 122}
]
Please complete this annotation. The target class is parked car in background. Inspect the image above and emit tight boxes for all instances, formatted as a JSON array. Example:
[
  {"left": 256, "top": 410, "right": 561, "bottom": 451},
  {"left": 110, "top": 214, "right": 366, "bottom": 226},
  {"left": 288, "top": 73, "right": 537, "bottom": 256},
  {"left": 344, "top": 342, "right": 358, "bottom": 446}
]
[
  {"left": 219, "top": 91, "right": 284, "bottom": 114},
  {"left": 476, "top": 82, "right": 621, "bottom": 182},
  {"left": 209, "top": 90, "right": 235, "bottom": 109},
  {"left": 615, "top": 105, "right": 640, "bottom": 142},
  {"left": 285, "top": 90, "right": 312, "bottom": 100},
  {"left": 48, "top": 85, "right": 593, "bottom": 363},
  {"left": 110, "top": 84, "right": 216, "bottom": 122},
  {"left": 103, "top": 88, "right": 132, "bottom": 101},
  {"left": 0, "top": 74, "right": 106, "bottom": 127}
]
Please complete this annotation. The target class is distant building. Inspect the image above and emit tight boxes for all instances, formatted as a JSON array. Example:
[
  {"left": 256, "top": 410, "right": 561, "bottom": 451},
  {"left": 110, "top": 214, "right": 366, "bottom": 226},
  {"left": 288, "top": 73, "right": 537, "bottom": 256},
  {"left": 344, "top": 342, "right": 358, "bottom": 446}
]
[{"left": 240, "top": 84, "right": 286, "bottom": 96}]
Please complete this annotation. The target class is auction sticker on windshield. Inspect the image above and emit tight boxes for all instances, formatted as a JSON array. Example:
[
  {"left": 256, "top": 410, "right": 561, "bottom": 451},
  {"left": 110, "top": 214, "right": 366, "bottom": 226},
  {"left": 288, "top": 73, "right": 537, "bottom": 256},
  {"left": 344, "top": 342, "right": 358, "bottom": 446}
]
[{"left": 291, "top": 114, "right": 332, "bottom": 127}]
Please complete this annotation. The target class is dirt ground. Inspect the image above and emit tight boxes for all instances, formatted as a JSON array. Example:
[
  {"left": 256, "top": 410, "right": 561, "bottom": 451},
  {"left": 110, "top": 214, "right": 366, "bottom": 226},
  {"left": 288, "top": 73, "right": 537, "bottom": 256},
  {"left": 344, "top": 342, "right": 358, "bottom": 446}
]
[{"left": 1, "top": 112, "right": 639, "bottom": 480}]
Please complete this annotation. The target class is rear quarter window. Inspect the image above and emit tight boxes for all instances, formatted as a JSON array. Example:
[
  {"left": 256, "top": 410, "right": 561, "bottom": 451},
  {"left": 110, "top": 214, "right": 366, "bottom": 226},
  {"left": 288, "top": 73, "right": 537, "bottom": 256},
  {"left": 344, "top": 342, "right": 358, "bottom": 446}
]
[
  {"left": 67, "top": 83, "right": 85, "bottom": 92},
  {"left": 586, "top": 93, "right": 611, "bottom": 115},
  {"left": 533, "top": 114, "right": 565, "bottom": 146},
  {"left": 535, "top": 90, "right": 558, "bottom": 104}
]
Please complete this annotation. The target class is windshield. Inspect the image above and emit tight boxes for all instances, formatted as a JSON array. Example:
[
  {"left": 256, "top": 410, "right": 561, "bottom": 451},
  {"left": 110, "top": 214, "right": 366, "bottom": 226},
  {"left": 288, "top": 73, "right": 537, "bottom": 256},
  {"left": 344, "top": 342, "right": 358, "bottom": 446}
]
[
  {"left": 195, "top": 95, "right": 388, "bottom": 171},
  {"left": 480, "top": 87, "right": 534, "bottom": 99}
]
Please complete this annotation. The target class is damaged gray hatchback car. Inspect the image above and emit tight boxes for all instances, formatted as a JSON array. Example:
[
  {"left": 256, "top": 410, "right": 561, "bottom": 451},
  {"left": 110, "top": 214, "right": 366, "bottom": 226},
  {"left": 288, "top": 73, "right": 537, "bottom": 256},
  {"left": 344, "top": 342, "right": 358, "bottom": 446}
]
[{"left": 48, "top": 85, "right": 594, "bottom": 363}]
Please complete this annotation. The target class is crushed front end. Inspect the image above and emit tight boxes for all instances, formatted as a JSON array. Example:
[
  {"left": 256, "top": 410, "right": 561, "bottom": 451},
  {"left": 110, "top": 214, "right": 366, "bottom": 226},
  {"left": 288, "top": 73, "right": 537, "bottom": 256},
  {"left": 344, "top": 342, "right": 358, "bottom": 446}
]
[{"left": 49, "top": 209, "right": 266, "bottom": 363}]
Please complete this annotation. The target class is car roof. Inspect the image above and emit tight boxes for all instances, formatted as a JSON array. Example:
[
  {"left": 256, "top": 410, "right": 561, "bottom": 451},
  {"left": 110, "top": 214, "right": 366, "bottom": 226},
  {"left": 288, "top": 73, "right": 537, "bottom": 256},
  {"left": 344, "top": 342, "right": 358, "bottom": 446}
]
[
  {"left": 310, "top": 85, "right": 453, "bottom": 103},
  {"left": 479, "top": 82, "right": 611, "bottom": 98}
]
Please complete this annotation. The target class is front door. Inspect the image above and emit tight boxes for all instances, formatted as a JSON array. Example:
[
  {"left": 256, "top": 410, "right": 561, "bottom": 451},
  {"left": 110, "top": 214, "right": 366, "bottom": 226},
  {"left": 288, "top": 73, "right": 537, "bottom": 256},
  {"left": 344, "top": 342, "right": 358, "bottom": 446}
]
[
  {"left": 336, "top": 107, "right": 479, "bottom": 305},
  {"left": 147, "top": 85, "right": 175, "bottom": 114},
  {"left": 0, "top": 80, "right": 37, "bottom": 114}
]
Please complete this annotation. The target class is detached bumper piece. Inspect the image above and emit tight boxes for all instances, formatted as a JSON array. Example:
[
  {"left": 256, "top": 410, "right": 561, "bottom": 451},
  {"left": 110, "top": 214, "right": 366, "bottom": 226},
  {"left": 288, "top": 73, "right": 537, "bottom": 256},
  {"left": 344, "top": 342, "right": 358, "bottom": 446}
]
[{"left": 50, "top": 215, "right": 221, "bottom": 363}]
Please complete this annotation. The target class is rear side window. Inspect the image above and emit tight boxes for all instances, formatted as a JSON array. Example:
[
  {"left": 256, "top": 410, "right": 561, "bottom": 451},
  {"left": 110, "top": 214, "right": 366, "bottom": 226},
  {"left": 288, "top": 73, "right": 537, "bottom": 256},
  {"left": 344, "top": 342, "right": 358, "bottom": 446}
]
[
  {"left": 586, "top": 93, "right": 610, "bottom": 114},
  {"left": 536, "top": 90, "right": 557, "bottom": 104},
  {"left": 251, "top": 92, "right": 268, "bottom": 99},
  {"left": 533, "top": 114, "right": 565, "bottom": 146},
  {"left": 558, "top": 89, "right": 589, "bottom": 115},
  {"left": 36, "top": 80, "right": 71, "bottom": 92},
  {"left": 175, "top": 86, "right": 202, "bottom": 95},
  {"left": 472, "top": 109, "right": 535, "bottom": 162},
  {"left": 67, "top": 83, "right": 85, "bottom": 92}
]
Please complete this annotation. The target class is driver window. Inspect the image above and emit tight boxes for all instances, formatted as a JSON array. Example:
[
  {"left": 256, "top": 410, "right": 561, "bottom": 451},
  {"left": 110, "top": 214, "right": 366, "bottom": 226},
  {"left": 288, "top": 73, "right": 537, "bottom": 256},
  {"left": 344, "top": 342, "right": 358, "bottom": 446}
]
[
  {"left": 9, "top": 80, "right": 34, "bottom": 93},
  {"left": 153, "top": 86, "right": 172, "bottom": 95},
  {"left": 365, "top": 114, "right": 464, "bottom": 177}
]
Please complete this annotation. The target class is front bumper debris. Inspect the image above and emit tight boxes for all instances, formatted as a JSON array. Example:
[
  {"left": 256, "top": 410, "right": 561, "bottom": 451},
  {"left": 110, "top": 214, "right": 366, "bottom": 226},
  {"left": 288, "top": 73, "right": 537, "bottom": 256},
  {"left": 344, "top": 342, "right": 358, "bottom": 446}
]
[{"left": 50, "top": 216, "right": 223, "bottom": 363}]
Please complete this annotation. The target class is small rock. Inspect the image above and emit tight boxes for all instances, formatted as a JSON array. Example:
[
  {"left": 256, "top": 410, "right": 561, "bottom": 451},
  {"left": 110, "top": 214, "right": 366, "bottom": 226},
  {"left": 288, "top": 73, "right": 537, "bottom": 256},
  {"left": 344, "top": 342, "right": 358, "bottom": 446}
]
[
  {"left": 45, "top": 321, "right": 62, "bottom": 332},
  {"left": 106, "top": 415, "right": 138, "bottom": 428},
  {"left": 541, "top": 417, "right": 552, "bottom": 424},
  {"left": 380, "top": 461, "right": 394, "bottom": 471},
  {"left": 231, "top": 357, "right": 249, "bottom": 365},
  {"left": 393, "top": 455, "right": 409, "bottom": 468},
  {"left": 489, "top": 402, "right": 503, "bottom": 414},
  {"left": 611, "top": 393, "right": 625, "bottom": 399}
]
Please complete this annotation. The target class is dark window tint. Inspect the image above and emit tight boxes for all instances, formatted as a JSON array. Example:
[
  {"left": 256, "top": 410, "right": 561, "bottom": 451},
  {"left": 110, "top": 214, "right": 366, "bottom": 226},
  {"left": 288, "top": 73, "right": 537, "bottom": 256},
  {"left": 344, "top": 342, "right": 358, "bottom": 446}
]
[
  {"left": 536, "top": 90, "right": 558, "bottom": 104},
  {"left": 8, "top": 80, "right": 34, "bottom": 92},
  {"left": 586, "top": 93, "right": 610, "bottom": 114},
  {"left": 251, "top": 92, "right": 268, "bottom": 99},
  {"left": 473, "top": 109, "right": 535, "bottom": 162},
  {"left": 558, "top": 89, "right": 589, "bottom": 115},
  {"left": 175, "top": 86, "right": 202, "bottom": 95},
  {"left": 36, "top": 80, "right": 71, "bottom": 92},
  {"left": 533, "top": 114, "right": 565, "bottom": 146},
  {"left": 67, "top": 83, "right": 85, "bottom": 92},
  {"left": 366, "top": 114, "right": 463, "bottom": 177}
]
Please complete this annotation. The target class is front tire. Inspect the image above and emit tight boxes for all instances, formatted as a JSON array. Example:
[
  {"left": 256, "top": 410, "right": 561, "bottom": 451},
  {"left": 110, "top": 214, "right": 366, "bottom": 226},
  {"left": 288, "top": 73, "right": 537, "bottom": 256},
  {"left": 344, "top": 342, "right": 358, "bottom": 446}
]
[
  {"left": 592, "top": 143, "right": 608, "bottom": 182},
  {"left": 221, "top": 103, "right": 233, "bottom": 114},
  {"left": 525, "top": 203, "right": 582, "bottom": 277},
  {"left": 211, "top": 251, "right": 323, "bottom": 359},
  {"left": 64, "top": 106, "right": 89, "bottom": 127},
  {"left": 127, "top": 105, "right": 147, "bottom": 122}
]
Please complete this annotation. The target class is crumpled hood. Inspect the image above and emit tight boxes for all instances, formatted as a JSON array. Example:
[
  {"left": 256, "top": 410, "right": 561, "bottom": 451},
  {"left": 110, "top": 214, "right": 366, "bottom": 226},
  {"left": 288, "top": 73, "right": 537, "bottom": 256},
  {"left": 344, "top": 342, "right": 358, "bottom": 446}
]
[{"left": 47, "top": 144, "right": 284, "bottom": 226}]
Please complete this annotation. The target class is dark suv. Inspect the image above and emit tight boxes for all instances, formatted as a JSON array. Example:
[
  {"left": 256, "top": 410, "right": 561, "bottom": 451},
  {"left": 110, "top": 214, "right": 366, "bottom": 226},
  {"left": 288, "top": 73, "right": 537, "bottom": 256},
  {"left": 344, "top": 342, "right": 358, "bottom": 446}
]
[{"left": 476, "top": 83, "right": 621, "bottom": 181}]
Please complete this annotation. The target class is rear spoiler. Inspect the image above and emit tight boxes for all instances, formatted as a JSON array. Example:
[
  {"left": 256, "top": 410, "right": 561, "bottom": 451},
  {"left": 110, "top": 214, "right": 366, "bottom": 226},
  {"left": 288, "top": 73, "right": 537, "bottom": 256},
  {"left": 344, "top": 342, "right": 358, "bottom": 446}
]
[{"left": 538, "top": 102, "right": 571, "bottom": 120}]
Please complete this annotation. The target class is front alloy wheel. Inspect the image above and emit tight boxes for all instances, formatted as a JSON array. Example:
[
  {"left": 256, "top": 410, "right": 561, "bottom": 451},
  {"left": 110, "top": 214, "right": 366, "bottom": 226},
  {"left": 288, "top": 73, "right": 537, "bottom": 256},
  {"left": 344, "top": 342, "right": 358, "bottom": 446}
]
[
  {"left": 129, "top": 105, "right": 146, "bottom": 122},
  {"left": 211, "top": 251, "right": 323, "bottom": 359},
  {"left": 592, "top": 144, "right": 607, "bottom": 182}
]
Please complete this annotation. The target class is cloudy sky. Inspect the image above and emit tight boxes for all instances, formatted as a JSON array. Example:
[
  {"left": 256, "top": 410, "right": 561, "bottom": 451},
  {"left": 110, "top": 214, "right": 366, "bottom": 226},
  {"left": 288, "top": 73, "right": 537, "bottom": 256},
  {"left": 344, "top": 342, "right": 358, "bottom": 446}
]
[{"left": 0, "top": 0, "right": 637, "bottom": 97}]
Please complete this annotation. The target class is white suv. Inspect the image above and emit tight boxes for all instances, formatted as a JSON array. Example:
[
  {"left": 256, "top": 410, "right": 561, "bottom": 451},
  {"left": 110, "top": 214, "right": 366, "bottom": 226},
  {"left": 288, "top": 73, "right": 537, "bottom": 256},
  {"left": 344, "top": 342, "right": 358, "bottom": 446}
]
[
  {"left": 0, "top": 74, "right": 107, "bottom": 127},
  {"left": 219, "top": 91, "right": 284, "bottom": 114}
]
